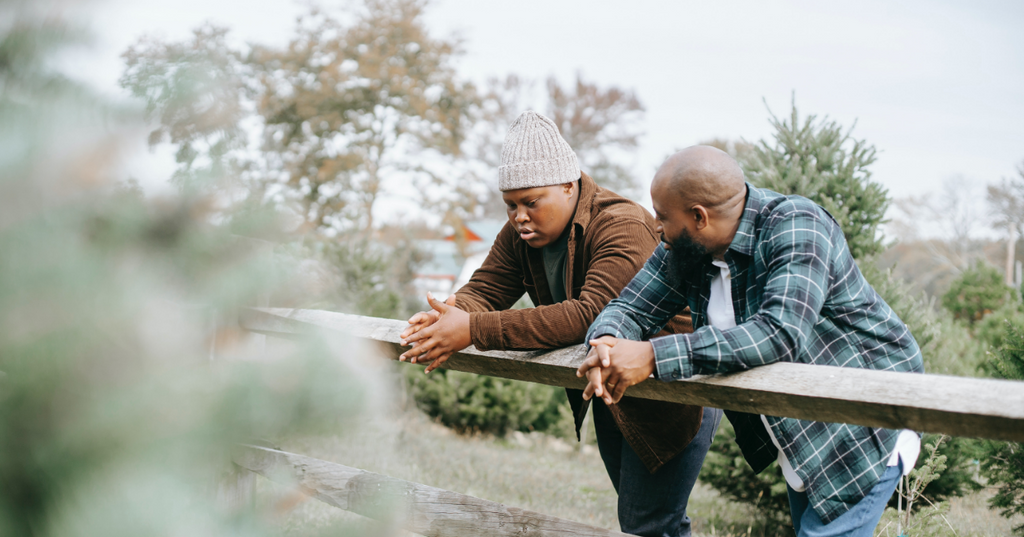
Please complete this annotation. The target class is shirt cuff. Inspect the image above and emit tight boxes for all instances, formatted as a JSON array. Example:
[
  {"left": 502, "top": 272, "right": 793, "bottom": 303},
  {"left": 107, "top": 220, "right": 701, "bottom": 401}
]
[
  {"left": 469, "top": 311, "right": 503, "bottom": 351},
  {"left": 650, "top": 334, "right": 693, "bottom": 380}
]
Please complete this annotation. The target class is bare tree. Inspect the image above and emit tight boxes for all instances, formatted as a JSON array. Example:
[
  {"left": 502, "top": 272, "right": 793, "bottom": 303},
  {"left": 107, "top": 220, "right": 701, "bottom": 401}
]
[
  {"left": 251, "top": 0, "right": 476, "bottom": 235},
  {"left": 987, "top": 161, "right": 1024, "bottom": 286},
  {"left": 546, "top": 73, "right": 645, "bottom": 196},
  {"left": 889, "top": 176, "right": 990, "bottom": 292}
]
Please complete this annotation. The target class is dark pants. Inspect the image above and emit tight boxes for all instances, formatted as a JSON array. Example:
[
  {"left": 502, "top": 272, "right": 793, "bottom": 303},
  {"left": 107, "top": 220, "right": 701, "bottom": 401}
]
[{"left": 593, "top": 400, "right": 722, "bottom": 537}]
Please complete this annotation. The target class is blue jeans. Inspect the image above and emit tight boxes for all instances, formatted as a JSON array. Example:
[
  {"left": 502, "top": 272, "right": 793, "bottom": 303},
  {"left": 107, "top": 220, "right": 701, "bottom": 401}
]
[
  {"left": 593, "top": 401, "right": 722, "bottom": 537},
  {"left": 787, "top": 460, "right": 903, "bottom": 537}
]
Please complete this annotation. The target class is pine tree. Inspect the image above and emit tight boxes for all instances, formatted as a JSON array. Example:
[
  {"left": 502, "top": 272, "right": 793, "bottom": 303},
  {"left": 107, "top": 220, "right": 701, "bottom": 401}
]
[
  {"left": 980, "top": 321, "right": 1024, "bottom": 535},
  {"left": 942, "top": 261, "right": 1013, "bottom": 325},
  {"left": 742, "top": 96, "right": 889, "bottom": 259}
]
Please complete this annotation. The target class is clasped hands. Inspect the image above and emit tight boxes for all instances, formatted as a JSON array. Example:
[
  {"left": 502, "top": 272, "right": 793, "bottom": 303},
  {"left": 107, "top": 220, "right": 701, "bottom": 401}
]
[
  {"left": 576, "top": 336, "right": 656, "bottom": 405},
  {"left": 399, "top": 292, "right": 471, "bottom": 373},
  {"left": 399, "top": 293, "right": 656, "bottom": 399}
]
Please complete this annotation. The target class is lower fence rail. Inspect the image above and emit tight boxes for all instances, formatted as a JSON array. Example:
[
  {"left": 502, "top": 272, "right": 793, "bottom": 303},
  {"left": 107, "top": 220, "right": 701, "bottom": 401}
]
[{"left": 233, "top": 445, "right": 628, "bottom": 537}]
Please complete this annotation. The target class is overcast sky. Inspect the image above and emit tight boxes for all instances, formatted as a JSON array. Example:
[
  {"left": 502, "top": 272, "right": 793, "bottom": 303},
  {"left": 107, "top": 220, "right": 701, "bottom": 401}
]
[{"left": 73, "top": 0, "right": 1024, "bottom": 221}]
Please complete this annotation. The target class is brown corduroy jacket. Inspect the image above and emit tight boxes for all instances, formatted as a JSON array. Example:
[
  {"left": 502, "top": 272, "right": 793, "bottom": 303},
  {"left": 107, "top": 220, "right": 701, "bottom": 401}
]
[{"left": 454, "top": 172, "right": 703, "bottom": 473}]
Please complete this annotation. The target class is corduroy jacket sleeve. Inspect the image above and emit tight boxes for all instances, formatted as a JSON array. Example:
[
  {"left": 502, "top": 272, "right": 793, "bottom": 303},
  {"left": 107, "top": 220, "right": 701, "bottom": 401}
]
[
  {"left": 454, "top": 222, "right": 527, "bottom": 316},
  {"left": 461, "top": 215, "right": 660, "bottom": 351}
]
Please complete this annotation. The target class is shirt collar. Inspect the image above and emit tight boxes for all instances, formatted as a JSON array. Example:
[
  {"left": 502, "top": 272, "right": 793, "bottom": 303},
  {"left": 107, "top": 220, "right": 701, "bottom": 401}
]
[{"left": 726, "top": 183, "right": 762, "bottom": 258}]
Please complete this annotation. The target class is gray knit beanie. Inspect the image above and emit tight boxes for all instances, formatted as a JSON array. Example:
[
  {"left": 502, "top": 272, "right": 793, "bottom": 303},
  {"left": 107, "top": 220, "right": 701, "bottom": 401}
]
[{"left": 498, "top": 111, "right": 581, "bottom": 191}]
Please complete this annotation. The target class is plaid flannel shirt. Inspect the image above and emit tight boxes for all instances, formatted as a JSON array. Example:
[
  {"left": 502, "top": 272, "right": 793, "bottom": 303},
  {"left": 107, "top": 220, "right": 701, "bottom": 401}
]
[{"left": 587, "top": 184, "right": 924, "bottom": 524}]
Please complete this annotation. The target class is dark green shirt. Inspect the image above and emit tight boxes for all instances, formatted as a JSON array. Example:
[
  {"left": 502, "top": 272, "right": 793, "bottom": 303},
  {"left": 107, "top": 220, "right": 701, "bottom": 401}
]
[{"left": 541, "top": 227, "right": 571, "bottom": 304}]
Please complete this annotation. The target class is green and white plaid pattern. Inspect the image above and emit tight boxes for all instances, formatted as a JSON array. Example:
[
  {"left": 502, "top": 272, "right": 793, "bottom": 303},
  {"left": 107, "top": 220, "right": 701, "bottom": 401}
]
[{"left": 587, "top": 184, "right": 924, "bottom": 524}]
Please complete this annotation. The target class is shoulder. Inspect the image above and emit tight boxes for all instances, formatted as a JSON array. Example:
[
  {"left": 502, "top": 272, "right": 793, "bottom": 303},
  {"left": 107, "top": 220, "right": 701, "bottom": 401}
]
[
  {"left": 588, "top": 185, "right": 657, "bottom": 232},
  {"left": 753, "top": 190, "right": 844, "bottom": 255},
  {"left": 755, "top": 189, "right": 834, "bottom": 231}
]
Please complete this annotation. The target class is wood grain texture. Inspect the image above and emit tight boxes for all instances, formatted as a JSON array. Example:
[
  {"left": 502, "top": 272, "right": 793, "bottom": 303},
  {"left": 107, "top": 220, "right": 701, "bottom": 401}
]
[
  {"left": 240, "top": 308, "right": 1024, "bottom": 442},
  {"left": 234, "top": 445, "right": 628, "bottom": 537}
]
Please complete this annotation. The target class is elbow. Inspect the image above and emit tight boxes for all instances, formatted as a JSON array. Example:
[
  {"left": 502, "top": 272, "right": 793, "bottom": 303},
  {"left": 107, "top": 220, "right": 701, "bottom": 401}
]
[{"left": 750, "top": 313, "right": 806, "bottom": 364}]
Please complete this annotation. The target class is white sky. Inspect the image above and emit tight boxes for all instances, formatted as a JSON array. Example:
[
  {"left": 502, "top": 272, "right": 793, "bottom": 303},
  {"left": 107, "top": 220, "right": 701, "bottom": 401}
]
[{"left": 70, "top": 0, "right": 1024, "bottom": 223}]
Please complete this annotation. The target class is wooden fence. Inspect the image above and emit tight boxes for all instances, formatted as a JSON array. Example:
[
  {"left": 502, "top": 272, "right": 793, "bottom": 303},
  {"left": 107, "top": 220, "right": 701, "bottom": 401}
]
[{"left": 234, "top": 306, "right": 1024, "bottom": 536}]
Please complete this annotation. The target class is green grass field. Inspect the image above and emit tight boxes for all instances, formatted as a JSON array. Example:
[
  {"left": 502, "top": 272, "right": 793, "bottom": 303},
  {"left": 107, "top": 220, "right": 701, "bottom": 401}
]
[{"left": 259, "top": 406, "right": 1020, "bottom": 537}]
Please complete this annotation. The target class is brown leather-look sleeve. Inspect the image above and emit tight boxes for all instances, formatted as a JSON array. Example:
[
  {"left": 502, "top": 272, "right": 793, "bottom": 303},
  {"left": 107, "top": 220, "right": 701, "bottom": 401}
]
[{"left": 470, "top": 216, "right": 660, "bottom": 351}]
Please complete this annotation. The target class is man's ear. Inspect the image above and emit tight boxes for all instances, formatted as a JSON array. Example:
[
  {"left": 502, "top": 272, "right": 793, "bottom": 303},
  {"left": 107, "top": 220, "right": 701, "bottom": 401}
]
[
  {"left": 692, "top": 205, "right": 711, "bottom": 231},
  {"left": 563, "top": 181, "right": 575, "bottom": 197}
]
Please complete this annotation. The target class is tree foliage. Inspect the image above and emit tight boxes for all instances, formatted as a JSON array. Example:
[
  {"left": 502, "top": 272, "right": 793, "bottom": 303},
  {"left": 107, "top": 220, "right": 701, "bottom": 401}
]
[
  {"left": 122, "top": 0, "right": 478, "bottom": 235},
  {"left": 699, "top": 419, "right": 792, "bottom": 534},
  {"left": 120, "top": 25, "right": 249, "bottom": 191},
  {"left": 742, "top": 97, "right": 889, "bottom": 259},
  {"left": 942, "top": 261, "right": 1012, "bottom": 325},
  {"left": 546, "top": 73, "right": 645, "bottom": 195},
  {"left": 403, "top": 367, "right": 569, "bottom": 437},
  {"left": 251, "top": 0, "right": 476, "bottom": 232},
  {"left": 979, "top": 321, "right": 1024, "bottom": 534}
]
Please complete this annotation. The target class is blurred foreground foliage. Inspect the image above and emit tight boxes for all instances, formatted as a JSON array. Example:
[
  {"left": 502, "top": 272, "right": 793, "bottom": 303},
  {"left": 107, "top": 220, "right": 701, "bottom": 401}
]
[{"left": 0, "top": 3, "right": 387, "bottom": 535}]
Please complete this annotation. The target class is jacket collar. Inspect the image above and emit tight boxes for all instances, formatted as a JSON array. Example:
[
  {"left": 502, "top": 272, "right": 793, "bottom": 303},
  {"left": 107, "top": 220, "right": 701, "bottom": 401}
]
[
  {"left": 726, "top": 183, "right": 761, "bottom": 258},
  {"left": 571, "top": 172, "right": 598, "bottom": 233}
]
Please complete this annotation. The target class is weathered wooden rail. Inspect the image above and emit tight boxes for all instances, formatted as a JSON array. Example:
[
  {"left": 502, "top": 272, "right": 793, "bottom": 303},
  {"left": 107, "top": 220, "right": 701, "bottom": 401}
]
[
  {"left": 234, "top": 306, "right": 1024, "bottom": 536},
  {"left": 234, "top": 445, "right": 627, "bottom": 537},
  {"left": 242, "top": 307, "right": 1024, "bottom": 443}
]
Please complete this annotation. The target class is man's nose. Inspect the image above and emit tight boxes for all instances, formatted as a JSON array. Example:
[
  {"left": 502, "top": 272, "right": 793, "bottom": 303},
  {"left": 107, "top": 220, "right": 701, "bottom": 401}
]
[{"left": 515, "top": 209, "right": 529, "bottom": 223}]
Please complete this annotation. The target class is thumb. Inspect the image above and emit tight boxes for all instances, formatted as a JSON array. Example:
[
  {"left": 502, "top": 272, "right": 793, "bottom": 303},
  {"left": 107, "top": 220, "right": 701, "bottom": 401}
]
[
  {"left": 445, "top": 294, "right": 457, "bottom": 306},
  {"left": 427, "top": 292, "right": 450, "bottom": 314}
]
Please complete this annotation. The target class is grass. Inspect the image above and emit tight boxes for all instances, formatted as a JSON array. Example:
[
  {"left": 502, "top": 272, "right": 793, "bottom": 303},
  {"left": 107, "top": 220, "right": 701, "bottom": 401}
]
[{"left": 256, "top": 403, "right": 1020, "bottom": 537}]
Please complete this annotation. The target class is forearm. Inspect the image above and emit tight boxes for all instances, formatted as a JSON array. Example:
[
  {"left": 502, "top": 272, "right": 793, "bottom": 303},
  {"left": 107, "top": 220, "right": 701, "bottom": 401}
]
[
  {"left": 651, "top": 312, "right": 801, "bottom": 380},
  {"left": 587, "top": 245, "right": 685, "bottom": 343},
  {"left": 469, "top": 298, "right": 604, "bottom": 351}
]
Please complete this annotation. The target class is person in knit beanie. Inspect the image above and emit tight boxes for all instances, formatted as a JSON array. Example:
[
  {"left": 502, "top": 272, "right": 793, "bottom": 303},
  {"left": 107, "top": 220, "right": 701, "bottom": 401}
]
[{"left": 399, "top": 111, "right": 720, "bottom": 537}]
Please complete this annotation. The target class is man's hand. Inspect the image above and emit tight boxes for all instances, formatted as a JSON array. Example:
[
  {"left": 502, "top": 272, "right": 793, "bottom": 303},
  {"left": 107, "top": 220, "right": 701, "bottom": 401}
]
[
  {"left": 399, "top": 292, "right": 471, "bottom": 373},
  {"left": 576, "top": 336, "right": 656, "bottom": 405},
  {"left": 400, "top": 293, "right": 457, "bottom": 341}
]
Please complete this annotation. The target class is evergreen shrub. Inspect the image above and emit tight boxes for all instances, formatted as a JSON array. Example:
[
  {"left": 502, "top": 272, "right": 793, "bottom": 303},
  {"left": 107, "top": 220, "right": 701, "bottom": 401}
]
[
  {"left": 402, "top": 366, "right": 573, "bottom": 437},
  {"left": 979, "top": 320, "right": 1024, "bottom": 535},
  {"left": 942, "top": 261, "right": 1012, "bottom": 325}
]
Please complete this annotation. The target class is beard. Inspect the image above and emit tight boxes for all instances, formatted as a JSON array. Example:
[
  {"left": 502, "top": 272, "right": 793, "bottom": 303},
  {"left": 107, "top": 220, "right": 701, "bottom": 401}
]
[{"left": 664, "top": 228, "right": 711, "bottom": 290}]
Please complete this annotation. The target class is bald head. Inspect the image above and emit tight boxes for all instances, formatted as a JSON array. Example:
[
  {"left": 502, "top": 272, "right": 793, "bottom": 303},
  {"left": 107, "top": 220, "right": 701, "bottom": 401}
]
[
  {"left": 650, "top": 145, "right": 748, "bottom": 260},
  {"left": 654, "top": 145, "right": 746, "bottom": 209}
]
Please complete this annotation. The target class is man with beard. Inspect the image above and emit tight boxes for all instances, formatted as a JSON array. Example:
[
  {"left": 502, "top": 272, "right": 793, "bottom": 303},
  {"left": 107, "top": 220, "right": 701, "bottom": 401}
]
[
  {"left": 399, "top": 111, "right": 721, "bottom": 537},
  {"left": 579, "top": 146, "right": 924, "bottom": 536}
]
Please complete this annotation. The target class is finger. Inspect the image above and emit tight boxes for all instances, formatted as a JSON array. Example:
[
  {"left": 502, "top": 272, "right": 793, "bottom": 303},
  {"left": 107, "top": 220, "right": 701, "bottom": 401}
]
[
  {"left": 610, "top": 379, "right": 630, "bottom": 404},
  {"left": 405, "top": 311, "right": 432, "bottom": 326},
  {"left": 582, "top": 367, "right": 603, "bottom": 400},
  {"left": 401, "top": 316, "right": 439, "bottom": 343},
  {"left": 589, "top": 336, "right": 618, "bottom": 348},
  {"left": 596, "top": 343, "right": 612, "bottom": 368},
  {"left": 601, "top": 369, "right": 620, "bottom": 405},
  {"left": 423, "top": 353, "right": 451, "bottom": 374},
  {"left": 582, "top": 367, "right": 601, "bottom": 400},
  {"left": 604, "top": 369, "right": 622, "bottom": 392},
  {"left": 445, "top": 294, "right": 457, "bottom": 306},
  {"left": 427, "top": 292, "right": 450, "bottom": 314},
  {"left": 407, "top": 337, "right": 440, "bottom": 363},
  {"left": 576, "top": 352, "right": 602, "bottom": 378}
]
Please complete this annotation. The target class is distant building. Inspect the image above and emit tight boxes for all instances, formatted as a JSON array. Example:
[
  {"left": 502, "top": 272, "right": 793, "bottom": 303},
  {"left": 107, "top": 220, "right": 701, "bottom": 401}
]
[{"left": 412, "top": 219, "right": 505, "bottom": 300}]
